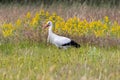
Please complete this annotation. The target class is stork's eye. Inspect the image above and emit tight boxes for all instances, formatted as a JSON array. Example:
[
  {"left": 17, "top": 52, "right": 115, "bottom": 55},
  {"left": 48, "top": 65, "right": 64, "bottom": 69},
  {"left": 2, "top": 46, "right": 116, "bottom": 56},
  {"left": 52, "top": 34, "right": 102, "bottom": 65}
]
[{"left": 48, "top": 22, "right": 50, "bottom": 26}]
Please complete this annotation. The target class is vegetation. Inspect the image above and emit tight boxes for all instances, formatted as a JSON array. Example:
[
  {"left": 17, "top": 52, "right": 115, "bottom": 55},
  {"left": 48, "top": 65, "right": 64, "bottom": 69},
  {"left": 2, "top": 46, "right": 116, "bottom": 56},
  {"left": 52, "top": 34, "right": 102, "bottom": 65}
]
[
  {"left": 0, "top": 2, "right": 120, "bottom": 80},
  {"left": 0, "top": 43, "right": 120, "bottom": 80},
  {"left": 0, "top": 9, "right": 120, "bottom": 47}
]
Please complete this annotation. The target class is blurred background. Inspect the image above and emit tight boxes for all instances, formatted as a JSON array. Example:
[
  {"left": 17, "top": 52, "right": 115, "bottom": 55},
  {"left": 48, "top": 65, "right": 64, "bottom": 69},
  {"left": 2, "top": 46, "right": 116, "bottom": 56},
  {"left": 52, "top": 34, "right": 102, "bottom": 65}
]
[{"left": 0, "top": 0, "right": 120, "bottom": 7}]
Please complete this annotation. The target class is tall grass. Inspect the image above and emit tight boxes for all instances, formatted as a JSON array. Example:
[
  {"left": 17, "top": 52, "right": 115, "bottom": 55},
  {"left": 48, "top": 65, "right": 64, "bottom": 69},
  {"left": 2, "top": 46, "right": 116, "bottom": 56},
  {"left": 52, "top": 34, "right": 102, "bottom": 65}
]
[
  {"left": 0, "top": 43, "right": 120, "bottom": 80},
  {"left": 0, "top": 4, "right": 120, "bottom": 48}
]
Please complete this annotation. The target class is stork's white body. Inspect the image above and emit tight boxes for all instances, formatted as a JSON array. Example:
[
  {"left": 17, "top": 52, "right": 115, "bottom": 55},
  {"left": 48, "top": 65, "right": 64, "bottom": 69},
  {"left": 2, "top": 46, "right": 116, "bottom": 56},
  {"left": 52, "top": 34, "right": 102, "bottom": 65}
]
[
  {"left": 47, "top": 31, "right": 71, "bottom": 49},
  {"left": 45, "top": 21, "right": 80, "bottom": 49}
]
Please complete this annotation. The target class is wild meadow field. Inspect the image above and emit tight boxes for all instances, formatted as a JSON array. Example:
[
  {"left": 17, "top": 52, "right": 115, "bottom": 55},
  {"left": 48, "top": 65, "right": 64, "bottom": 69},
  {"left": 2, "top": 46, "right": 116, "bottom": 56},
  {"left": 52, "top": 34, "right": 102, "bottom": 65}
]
[{"left": 0, "top": 3, "right": 120, "bottom": 80}]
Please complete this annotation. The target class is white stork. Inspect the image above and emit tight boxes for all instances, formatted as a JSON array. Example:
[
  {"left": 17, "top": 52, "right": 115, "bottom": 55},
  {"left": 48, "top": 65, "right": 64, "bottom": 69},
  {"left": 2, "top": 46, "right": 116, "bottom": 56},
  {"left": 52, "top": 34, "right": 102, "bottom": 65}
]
[{"left": 44, "top": 21, "right": 80, "bottom": 49}]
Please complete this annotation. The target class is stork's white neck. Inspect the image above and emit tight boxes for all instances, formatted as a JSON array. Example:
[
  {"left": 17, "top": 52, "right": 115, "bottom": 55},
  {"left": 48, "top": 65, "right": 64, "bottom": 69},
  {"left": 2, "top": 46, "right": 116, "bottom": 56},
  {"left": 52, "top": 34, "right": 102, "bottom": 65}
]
[{"left": 48, "top": 25, "right": 53, "bottom": 34}]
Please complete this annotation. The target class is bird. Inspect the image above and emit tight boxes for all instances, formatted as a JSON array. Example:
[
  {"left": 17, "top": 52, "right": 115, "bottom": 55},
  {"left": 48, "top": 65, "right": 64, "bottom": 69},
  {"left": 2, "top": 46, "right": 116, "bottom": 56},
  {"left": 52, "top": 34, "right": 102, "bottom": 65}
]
[{"left": 43, "top": 21, "right": 80, "bottom": 49}]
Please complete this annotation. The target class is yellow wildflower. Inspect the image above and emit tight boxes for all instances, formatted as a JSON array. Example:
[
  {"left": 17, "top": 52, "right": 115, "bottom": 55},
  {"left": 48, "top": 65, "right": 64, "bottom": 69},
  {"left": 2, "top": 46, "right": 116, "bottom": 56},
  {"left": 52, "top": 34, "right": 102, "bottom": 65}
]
[
  {"left": 104, "top": 16, "right": 109, "bottom": 23},
  {"left": 40, "top": 9, "right": 45, "bottom": 15},
  {"left": 2, "top": 23, "right": 14, "bottom": 37},
  {"left": 26, "top": 12, "right": 31, "bottom": 19},
  {"left": 16, "top": 19, "right": 22, "bottom": 27}
]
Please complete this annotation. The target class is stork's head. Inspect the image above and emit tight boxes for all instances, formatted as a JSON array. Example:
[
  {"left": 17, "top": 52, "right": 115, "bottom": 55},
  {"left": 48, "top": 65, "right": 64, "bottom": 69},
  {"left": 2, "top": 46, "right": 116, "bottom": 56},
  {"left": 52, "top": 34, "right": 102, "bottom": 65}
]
[{"left": 44, "top": 21, "right": 52, "bottom": 28}]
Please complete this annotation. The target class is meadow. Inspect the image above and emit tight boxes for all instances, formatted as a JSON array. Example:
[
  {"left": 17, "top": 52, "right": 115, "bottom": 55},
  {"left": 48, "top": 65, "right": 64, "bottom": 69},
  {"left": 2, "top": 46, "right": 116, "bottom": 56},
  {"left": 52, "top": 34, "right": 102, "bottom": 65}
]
[
  {"left": 0, "top": 4, "right": 120, "bottom": 80},
  {"left": 0, "top": 42, "right": 120, "bottom": 80}
]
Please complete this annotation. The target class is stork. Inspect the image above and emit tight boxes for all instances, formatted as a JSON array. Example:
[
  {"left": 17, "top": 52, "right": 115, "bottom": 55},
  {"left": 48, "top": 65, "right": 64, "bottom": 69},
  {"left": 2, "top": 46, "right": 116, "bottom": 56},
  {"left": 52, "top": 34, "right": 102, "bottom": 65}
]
[{"left": 44, "top": 21, "right": 80, "bottom": 49}]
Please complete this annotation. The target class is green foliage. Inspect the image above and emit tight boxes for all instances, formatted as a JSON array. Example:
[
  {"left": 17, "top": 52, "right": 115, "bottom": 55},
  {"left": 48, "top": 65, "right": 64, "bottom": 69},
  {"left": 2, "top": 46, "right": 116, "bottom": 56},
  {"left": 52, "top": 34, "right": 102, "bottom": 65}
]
[{"left": 0, "top": 43, "right": 119, "bottom": 80}]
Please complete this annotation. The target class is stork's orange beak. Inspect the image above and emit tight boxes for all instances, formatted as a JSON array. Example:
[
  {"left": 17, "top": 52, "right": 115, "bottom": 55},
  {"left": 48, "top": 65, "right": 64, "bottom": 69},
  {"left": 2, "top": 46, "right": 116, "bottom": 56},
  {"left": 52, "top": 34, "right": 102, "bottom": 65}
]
[{"left": 43, "top": 24, "right": 49, "bottom": 29}]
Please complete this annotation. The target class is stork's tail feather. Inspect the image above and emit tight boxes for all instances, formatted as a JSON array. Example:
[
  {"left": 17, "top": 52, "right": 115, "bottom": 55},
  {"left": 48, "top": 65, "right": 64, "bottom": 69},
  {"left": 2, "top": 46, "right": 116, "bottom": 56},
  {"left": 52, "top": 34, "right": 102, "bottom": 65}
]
[
  {"left": 70, "top": 40, "right": 80, "bottom": 48},
  {"left": 62, "top": 40, "right": 80, "bottom": 48}
]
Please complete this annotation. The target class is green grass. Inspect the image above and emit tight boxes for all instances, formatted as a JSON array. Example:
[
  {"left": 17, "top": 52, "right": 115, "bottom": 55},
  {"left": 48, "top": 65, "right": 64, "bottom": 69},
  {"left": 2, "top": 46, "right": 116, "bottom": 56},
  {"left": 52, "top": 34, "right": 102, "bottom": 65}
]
[{"left": 0, "top": 42, "right": 120, "bottom": 80}]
